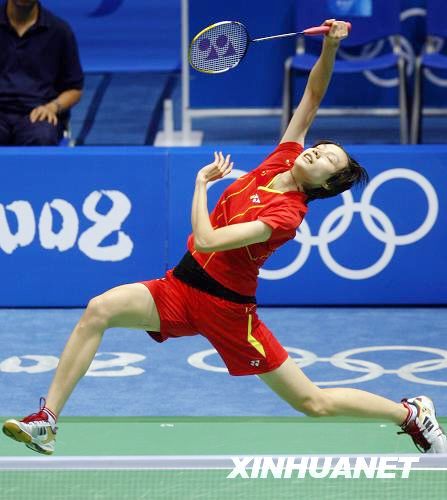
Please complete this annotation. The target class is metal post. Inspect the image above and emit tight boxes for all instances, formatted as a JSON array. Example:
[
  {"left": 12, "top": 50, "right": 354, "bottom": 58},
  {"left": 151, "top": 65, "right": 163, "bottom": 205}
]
[
  {"left": 154, "top": 0, "right": 203, "bottom": 146},
  {"left": 179, "top": 0, "right": 203, "bottom": 145},
  {"left": 181, "top": 0, "right": 191, "bottom": 136}
]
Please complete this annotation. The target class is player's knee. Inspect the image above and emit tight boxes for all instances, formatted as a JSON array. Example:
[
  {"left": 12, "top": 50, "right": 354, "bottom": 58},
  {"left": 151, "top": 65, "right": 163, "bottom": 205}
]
[
  {"left": 296, "top": 394, "right": 334, "bottom": 418},
  {"left": 83, "top": 295, "right": 112, "bottom": 330}
]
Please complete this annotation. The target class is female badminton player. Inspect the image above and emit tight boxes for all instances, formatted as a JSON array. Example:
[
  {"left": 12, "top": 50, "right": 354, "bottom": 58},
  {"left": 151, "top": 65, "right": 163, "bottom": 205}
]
[{"left": 3, "top": 19, "right": 446, "bottom": 455}]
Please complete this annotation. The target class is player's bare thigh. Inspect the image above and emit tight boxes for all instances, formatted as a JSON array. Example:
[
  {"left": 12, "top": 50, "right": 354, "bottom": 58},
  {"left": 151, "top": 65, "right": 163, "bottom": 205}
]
[
  {"left": 258, "top": 356, "right": 322, "bottom": 409},
  {"left": 91, "top": 283, "right": 160, "bottom": 332}
]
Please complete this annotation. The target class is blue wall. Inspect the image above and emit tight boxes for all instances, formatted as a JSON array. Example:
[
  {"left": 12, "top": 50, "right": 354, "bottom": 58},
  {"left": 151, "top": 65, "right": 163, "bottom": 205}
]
[
  {"left": 43, "top": 0, "right": 180, "bottom": 71},
  {"left": 40, "top": 1, "right": 445, "bottom": 107},
  {"left": 0, "top": 146, "right": 445, "bottom": 306}
]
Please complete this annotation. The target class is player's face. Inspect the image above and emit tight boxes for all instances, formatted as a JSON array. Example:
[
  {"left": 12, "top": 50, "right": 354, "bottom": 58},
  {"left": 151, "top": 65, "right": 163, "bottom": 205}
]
[{"left": 294, "top": 143, "right": 349, "bottom": 188}]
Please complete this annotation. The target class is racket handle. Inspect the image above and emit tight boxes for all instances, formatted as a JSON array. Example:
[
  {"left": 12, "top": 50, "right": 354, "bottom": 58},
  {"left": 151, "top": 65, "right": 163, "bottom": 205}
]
[{"left": 302, "top": 22, "right": 352, "bottom": 36}]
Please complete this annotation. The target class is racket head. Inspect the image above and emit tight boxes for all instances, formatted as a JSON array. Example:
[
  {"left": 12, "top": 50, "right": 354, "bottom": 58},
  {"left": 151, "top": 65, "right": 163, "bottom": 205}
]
[{"left": 188, "top": 21, "right": 250, "bottom": 74}]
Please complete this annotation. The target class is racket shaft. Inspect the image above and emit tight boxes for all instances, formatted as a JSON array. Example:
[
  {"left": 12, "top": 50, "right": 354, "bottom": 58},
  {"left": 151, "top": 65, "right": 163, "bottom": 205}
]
[{"left": 252, "top": 32, "right": 301, "bottom": 42}]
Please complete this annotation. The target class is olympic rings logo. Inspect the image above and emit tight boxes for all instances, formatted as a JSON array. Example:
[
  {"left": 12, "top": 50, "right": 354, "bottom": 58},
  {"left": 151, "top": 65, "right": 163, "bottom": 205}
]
[
  {"left": 187, "top": 345, "right": 447, "bottom": 386},
  {"left": 209, "top": 168, "right": 438, "bottom": 280}
]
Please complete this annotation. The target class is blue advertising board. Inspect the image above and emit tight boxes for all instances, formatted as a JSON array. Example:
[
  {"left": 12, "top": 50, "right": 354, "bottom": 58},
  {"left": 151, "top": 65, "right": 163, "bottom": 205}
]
[
  {"left": 0, "top": 148, "right": 166, "bottom": 306},
  {"left": 0, "top": 146, "right": 445, "bottom": 306}
]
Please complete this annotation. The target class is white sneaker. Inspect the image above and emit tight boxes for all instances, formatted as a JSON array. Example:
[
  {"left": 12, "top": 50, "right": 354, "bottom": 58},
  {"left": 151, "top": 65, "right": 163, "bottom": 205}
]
[
  {"left": 3, "top": 407, "right": 56, "bottom": 455},
  {"left": 400, "top": 396, "right": 447, "bottom": 453}
]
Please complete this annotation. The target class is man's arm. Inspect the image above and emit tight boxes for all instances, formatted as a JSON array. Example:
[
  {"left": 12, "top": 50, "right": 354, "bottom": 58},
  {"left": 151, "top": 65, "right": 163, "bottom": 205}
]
[
  {"left": 191, "top": 152, "right": 272, "bottom": 253},
  {"left": 30, "top": 89, "right": 83, "bottom": 125},
  {"left": 30, "top": 21, "right": 85, "bottom": 126},
  {"left": 280, "top": 19, "right": 349, "bottom": 145}
]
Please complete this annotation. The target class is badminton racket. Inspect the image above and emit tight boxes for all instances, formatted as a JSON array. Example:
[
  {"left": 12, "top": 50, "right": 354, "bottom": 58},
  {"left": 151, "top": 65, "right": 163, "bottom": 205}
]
[{"left": 189, "top": 21, "right": 351, "bottom": 74}]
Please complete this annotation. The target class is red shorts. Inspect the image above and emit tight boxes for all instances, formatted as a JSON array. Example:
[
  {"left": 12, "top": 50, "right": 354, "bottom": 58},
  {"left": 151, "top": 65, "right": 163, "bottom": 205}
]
[{"left": 140, "top": 270, "right": 288, "bottom": 376}]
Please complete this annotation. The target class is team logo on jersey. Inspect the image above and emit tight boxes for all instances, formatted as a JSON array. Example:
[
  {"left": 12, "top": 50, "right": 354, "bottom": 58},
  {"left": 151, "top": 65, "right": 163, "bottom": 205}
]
[{"left": 250, "top": 194, "right": 261, "bottom": 204}]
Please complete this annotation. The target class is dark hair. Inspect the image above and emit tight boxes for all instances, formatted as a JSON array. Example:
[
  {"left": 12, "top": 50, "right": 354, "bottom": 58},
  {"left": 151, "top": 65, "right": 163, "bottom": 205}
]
[{"left": 304, "top": 140, "right": 369, "bottom": 202}]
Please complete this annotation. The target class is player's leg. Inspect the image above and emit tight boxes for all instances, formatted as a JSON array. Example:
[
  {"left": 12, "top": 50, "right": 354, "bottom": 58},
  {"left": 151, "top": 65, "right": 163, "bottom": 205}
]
[
  {"left": 259, "top": 357, "right": 406, "bottom": 421},
  {"left": 46, "top": 283, "right": 160, "bottom": 416},
  {"left": 199, "top": 303, "right": 405, "bottom": 422},
  {"left": 259, "top": 357, "right": 447, "bottom": 452},
  {"left": 2, "top": 283, "right": 159, "bottom": 454}
]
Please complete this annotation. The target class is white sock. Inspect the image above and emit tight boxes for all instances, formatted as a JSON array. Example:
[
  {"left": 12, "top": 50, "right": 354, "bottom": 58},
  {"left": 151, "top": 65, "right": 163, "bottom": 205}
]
[
  {"left": 42, "top": 407, "right": 58, "bottom": 430},
  {"left": 403, "top": 402, "right": 417, "bottom": 426}
]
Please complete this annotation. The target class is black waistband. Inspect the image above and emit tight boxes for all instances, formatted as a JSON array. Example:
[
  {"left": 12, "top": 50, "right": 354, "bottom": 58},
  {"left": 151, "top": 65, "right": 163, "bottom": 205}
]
[{"left": 173, "top": 251, "right": 256, "bottom": 305}]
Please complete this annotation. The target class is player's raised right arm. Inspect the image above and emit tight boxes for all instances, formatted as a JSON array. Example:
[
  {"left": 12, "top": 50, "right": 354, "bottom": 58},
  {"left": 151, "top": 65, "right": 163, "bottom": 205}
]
[{"left": 280, "top": 20, "right": 349, "bottom": 145}]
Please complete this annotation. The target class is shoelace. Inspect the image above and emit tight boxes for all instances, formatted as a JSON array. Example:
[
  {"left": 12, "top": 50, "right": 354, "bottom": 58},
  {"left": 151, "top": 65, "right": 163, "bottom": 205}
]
[
  {"left": 22, "top": 397, "right": 47, "bottom": 424},
  {"left": 22, "top": 397, "right": 57, "bottom": 433},
  {"left": 397, "top": 399, "right": 430, "bottom": 452},
  {"left": 22, "top": 412, "right": 50, "bottom": 426},
  {"left": 397, "top": 427, "right": 428, "bottom": 452}
]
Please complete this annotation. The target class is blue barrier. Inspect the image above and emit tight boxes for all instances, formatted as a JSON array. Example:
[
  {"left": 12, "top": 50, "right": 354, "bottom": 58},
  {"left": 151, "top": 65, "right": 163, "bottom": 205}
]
[
  {"left": 0, "top": 148, "right": 167, "bottom": 306},
  {"left": 0, "top": 146, "right": 445, "bottom": 306}
]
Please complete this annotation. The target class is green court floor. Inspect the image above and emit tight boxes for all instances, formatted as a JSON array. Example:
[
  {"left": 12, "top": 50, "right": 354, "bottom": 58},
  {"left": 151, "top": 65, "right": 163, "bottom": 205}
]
[
  {"left": 1, "top": 417, "right": 446, "bottom": 500},
  {"left": 2, "top": 416, "right": 443, "bottom": 456}
]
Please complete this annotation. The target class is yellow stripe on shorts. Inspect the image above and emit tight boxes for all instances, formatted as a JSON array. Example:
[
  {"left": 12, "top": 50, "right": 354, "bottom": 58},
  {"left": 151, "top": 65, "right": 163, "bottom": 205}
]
[{"left": 247, "top": 313, "right": 266, "bottom": 357}]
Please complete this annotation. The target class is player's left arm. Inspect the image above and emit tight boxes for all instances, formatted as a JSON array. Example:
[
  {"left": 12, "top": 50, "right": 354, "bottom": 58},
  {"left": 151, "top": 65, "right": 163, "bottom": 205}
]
[
  {"left": 280, "top": 19, "right": 349, "bottom": 145},
  {"left": 191, "top": 152, "right": 272, "bottom": 253}
]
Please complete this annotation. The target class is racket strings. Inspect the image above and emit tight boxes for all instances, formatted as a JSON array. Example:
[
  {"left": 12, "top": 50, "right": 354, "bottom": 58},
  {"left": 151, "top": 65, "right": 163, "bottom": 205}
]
[{"left": 189, "top": 22, "right": 249, "bottom": 73}]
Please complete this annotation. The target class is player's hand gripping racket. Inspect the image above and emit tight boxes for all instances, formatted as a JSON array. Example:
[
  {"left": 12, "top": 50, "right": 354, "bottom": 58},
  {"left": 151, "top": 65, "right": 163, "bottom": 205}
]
[{"left": 189, "top": 21, "right": 351, "bottom": 74}]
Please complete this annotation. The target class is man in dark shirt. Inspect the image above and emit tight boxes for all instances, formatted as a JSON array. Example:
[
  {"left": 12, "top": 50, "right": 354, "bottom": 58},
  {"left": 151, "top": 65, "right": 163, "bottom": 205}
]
[{"left": 0, "top": 0, "right": 83, "bottom": 145}]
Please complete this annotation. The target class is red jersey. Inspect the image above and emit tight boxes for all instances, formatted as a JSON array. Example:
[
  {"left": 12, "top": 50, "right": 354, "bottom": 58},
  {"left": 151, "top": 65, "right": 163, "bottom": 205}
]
[{"left": 187, "top": 142, "right": 308, "bottom": 296}]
